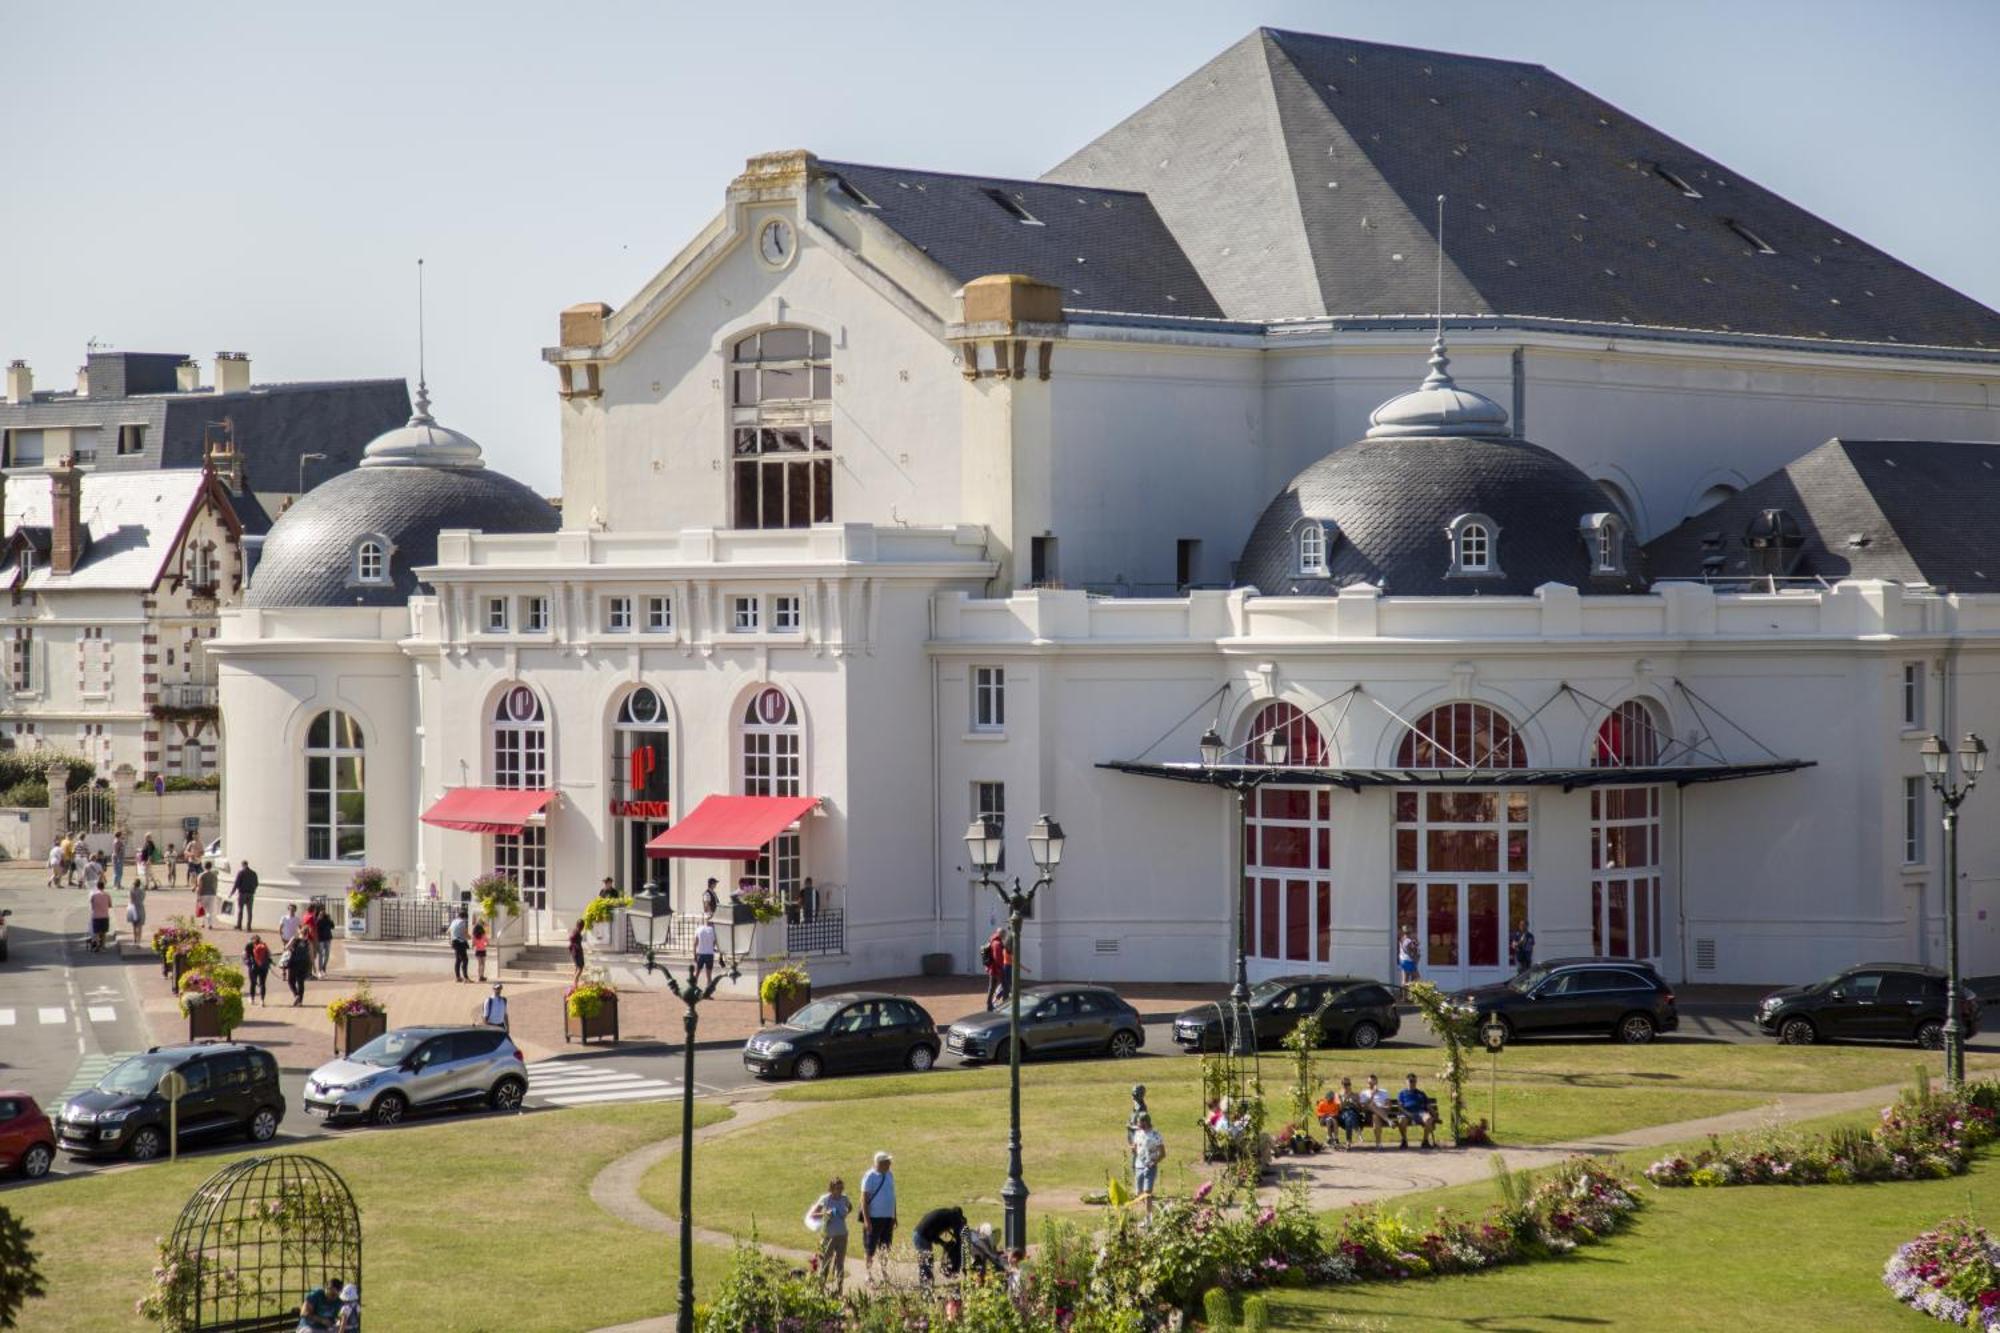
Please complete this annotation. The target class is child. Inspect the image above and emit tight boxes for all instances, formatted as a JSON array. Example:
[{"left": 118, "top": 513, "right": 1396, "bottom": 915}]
[
  {"left": 472, "top": 919, "right": 489, "bottom": 982},
  {"left": 336, "top": 1281, "right": 360, "bottom": 1331}
]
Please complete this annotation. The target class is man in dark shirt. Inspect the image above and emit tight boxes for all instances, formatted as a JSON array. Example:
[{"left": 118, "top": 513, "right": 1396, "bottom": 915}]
[
  {"left": 232, "top": 862, "right": 259, "bottom": 931},
  {"left": 298, "top": 1275, "right": 344, "bottom": 1330},
  {"left": 911, "top": 1205, "right": 967, "bottom": 1289}
]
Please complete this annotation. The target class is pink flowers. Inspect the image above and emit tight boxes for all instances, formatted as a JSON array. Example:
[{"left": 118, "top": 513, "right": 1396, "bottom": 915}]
[{"left": 1193, "top": 1180, "right": 1214, "bottom": 1202}]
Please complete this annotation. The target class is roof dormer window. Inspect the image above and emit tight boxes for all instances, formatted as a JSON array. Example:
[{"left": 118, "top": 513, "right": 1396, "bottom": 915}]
[
  {"left": 1579, "top": 512, "right": 1625, "bottom": 575},
  {"left": 1297, "top": 523, "right": 1329, "bottom": 576},
  {"left": 1445, "top": 513, "right": 1501, "bottom": 578},
  {"left": 349, "top": 535, "right": 392, "bottom": 587}
]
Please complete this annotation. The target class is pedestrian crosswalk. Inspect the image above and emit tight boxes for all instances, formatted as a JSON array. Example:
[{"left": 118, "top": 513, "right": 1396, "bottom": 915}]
[
  {"left": 56, "top": 1051, "right": 137, "bottom": 1104},
  {"left": 525, "top": 1061, "right": 683, "bottom": 1107},
  {"left": 0, "top": 1003, "right": 121, "bottom": 1027}
]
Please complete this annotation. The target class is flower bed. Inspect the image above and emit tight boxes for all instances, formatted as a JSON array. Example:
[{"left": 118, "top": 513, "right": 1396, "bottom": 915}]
[
  {"left": 566, "top": 981, "right": 616, "bottom": 1020},
  {"left": 345, "top": 866, "right": 392, "bottom": 917},
  {"left": 1645, "top": 1075, "right": 1999, "bottom": 1188},
  {"left": 326, "top": 984, "right": 386, "bottom": 1027},
  {"left": 1885, "top": 1217, "right": 2000, "bottom": 1329}
]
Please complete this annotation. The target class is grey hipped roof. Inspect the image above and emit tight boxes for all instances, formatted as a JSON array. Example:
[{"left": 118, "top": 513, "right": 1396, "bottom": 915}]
[
  {"left": 1644, "top": 439, "right": 2000, "bottom": 591},
  {"left": 819, "top": 161, "right": 1223, "bottom": 320},
  {"left": 1044, "top": 29, "right": 2000, "bottom": 347}
]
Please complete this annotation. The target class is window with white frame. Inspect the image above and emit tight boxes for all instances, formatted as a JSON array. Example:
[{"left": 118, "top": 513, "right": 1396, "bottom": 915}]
[
  {"left": 730, "top": 327, "right": 834, "bottom": 529},
  {"left": 491, "top": 686, "right": 548, "bottom": 790},
  {"left": 9, "top": 628, "right": 32, "bottom": 693},
  {"left": 484, "top": 597, "right": 508, "bottom": 633},
  {"left": 188, "top": 542, "right": 216, "bottom": 589},
  {"left": 732, "top": 596, "right": 760, "bottom": 633},
  {"left": 524, "top": 596, "right": 550, "bottom": 633},
  {"left": 972, "top": 666, "right": 1005, "bottom": 732},
  {"left": 1904, "top": 777, "right": 1925, "bottom": 865},
  {"left": 303, "top": 709, "right": 365, "bottom": 862},
  {"left": 974, "top": 780, "right": 1006, "bottom": 872},
  {"left": 1579, "top": 513, "right": 1624, "bottom": 575},
  {"left": 741, "top": 687, "right": 803, "bottom": 898},
  {"left": 493, "top": 829, "right": 548, "bottom": 912},
  {"left": 1589, "top": 699, "right": 1667, "bottom": 960},
  {"left": 646, "top": 595, "right": 673, "bottom": 633},
  {"left": 1297, "top": 524, "right": 1327, "bottom": 575},
  {"left": 1456, "top": 523, "right": 1491, "bottom": 573},
  {"left": 1902, "top": 663, "right": 1925, "bottom": 728},
  {"left": 354, "top": 539, "right": 387, "bottom": 585},
  {"left": 773, "top": 595, "right": 801, "bottom": 632},
  {"left": 606, "top": 596, "right": 634, "bottom": 633}
]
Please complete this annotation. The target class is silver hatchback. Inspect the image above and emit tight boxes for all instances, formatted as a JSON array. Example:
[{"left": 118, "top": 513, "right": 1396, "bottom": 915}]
[{"left": 304, "top": 1025, "right": 527, "bottom": 1126}]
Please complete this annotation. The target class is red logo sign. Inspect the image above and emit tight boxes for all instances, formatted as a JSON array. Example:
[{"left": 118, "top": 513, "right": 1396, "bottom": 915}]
[{"left": 611, "top": 800, "right": 672, "bottom": 819}]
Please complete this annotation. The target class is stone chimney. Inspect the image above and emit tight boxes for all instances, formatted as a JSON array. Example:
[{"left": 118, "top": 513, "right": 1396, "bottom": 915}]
[
  {"left": 49, "top": 457, "right": 84, "bottom": 576},
  {"left": 175, "top": 359, "right": 202, "bottom": 392},
  {"left": 213, "top": 352, "right": 251, "bottom": 395},
  {"left": 74, "top": 364, "right": 89, "bottom": 397},
  {"left": 3, "top": 361, "right": 30, "bottom": 405}
]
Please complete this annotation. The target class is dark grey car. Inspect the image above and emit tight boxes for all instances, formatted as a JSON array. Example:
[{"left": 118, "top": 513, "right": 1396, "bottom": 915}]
[{"left": 945, "top": 985, "right": 1146, "bottom": 1063}]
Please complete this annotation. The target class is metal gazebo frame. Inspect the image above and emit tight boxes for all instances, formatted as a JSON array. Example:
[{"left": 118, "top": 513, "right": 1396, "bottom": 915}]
[{"left": 163, "top": 1153, "right": 361, "bottom": 1331}]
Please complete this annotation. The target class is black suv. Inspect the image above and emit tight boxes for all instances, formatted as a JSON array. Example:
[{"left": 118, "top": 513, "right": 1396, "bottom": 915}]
[
  {"left": 743, "top": 992, "right": 941, "bottom": 1081},
  {"left": 1458, "top": 959, "right": 1678, "bottom": 1044},
  {"left": 57, "top": 1042, "right": 286, "bottom": 1161},
  {"left": 945, "top": 985, "right": 1146, "bottom": 1064},
  {"left": 1756, "top": 963, "right": 1978, "bottom": 1048},
  {"left": 1172, "top": 976, "right": 1401, "bottom": 1053}
]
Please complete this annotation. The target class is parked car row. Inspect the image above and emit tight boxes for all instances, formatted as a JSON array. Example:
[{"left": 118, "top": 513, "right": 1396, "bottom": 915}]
[{"left": 1754, "top": 962, "right": 1977, "bottom": 1049}]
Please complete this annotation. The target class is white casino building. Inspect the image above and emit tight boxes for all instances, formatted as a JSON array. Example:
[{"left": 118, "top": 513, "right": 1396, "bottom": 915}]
[{"left": 214, "top": 30, "right": 2000, "bottom": 989}]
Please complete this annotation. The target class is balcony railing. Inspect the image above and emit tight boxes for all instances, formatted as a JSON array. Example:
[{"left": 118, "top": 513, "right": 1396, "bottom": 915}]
[
  {"left": 619, "top": 893, "right": 847, "bottom": 957},
  {"left": 158, "top": 682, "right": 218, "bottom": 709}
]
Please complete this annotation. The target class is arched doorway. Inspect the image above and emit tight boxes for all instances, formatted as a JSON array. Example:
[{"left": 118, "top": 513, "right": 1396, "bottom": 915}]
[
  {"left": 1392, "top": 702, "right": 1531, "bottom": 987},
  {"left": 1589, "top": 699, "right": 1669, "bottom": 962},
  {"left": 1239, "top": 700, "right": 1334, "bottom": 979},
  {"left": 611, "top": 686, "right": 673, "bottom": 905}
]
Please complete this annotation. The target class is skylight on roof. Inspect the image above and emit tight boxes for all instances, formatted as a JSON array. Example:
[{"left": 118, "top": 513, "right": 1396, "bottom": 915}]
[
  {"left": 983, "top": 189, "right": 1043, "bottom": 226},
  {"left": 830, "top": 175, "right": 878, "bottom": 209},
  {"left": 1725, "top": 219, "right": 1777, "bottom": 255},
  {"left": 1653, "top": 164, "right": 1702, "bottom": 198}
]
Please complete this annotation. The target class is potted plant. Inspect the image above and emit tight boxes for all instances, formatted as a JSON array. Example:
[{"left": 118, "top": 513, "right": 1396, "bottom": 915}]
[
  {"left": 565, "top": 973, "right": 619, "bottom": 1045},
  {"left": 326, "top": 983, "right": 388, "bottom": 1056},
  {"left": 731, "top": 886, "right": 784, "bottom": 926},
  {"left": 150, "top": 922, "right": 202, "bottom": 982},
  {"left": 345, "top": 867, "right": 392, "bottom": 937},
  {"left": 578, "top": 894, "right": 630, "bottom": 952},
  {"left": 177, "top": 967, "right": 244, "bottom": 1041},
  {"left": 470, "top": 872, "right": 521, "bottom": 937},
  {"left": 759, "top": 959, "right": 811, "bottom": 1024}
]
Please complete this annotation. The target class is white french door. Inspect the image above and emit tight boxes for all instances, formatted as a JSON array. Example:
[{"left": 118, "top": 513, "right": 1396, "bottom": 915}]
[{"left": 1393, "top": 788, "right": 1531, "bottom": 987}]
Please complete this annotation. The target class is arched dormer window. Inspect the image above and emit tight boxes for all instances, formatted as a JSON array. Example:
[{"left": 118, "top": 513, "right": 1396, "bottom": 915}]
[
  {"left": 730, "top": 326, "right": 833, "bottom": 529},
  {"left": 351, "top": 536, "right": 389, "bottom": 586},
  {"left": 1578, "top": 512, "right": 1624, "bottom": 575},
  {"left": 1297, "top": 523, "right": 1328, "bottom": 576},
  {"left": 1445, "top": 513, "right": 1501, "bottom": 577}
]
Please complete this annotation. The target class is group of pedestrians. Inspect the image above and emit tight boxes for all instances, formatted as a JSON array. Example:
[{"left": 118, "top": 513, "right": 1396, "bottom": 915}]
[{"left": 805, "top": 1151, "right": 1008, "bottom": 1295}]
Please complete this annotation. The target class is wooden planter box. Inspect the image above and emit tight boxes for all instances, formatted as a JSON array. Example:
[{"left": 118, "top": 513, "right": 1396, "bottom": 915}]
[
  {"left": 186, "top": 1002, "right": 222, "bottom": 1041},
  {"left": 335, "top": 1009, "right": 388, "bottom": 1056},
  {"left": 565, "top": 992, "right": 619, "bottom": 1045},
  {"left": 766, "top": 983, "right": 811, "bottom": 1026}
]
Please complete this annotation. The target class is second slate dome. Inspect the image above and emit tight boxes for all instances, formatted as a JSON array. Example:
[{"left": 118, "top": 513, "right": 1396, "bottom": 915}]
[{"left": 1237, "top": 341, "right": 1647, "bottom": 596}]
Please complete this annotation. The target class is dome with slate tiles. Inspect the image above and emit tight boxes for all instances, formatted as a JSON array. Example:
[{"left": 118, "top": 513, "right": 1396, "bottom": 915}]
[
  {"left": 245, "top": 386, "right": 559, "bottom": 609},
  {"left": 1236, "top": 339, "right": 1647, "bottom": 597}
]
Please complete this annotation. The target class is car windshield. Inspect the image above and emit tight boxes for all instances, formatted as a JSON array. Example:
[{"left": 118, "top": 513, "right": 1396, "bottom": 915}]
[
  {"left": 784, "top": 1000, "right": 846, "bottom": 1031},
  {"left": 1248, "top": 981, "right": 1291, "bottom": 1007},
  {"left": 1508, "top": 966, "right": 1552, "bottom": 994},
  {"left": 94, "top": 1052, "right": 182, "bottom": 1097},
  {"left": 347, "top": 1031, "right": 432, "bottom": 1067}
]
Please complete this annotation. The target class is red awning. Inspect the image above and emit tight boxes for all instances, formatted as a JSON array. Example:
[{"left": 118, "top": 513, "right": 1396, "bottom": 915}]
[
  {"left": 645, "top": 794, "right": 819, "bottom": 859},
  {"left": 420, "top": 787, "right": 556, "bottom": 835}
]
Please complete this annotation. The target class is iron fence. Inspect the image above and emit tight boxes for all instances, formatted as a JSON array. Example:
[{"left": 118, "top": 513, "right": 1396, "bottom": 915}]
[
  {"left": 370, "top": 898, "right": 456, "bottom": 943},
  {"left": 786, "top": 909, "right": 845, "bottom": 956}
]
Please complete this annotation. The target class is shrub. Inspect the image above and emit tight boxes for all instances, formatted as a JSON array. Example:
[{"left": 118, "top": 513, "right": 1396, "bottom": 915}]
[
  {"left": 0, "top": 1203, "right": 46, "bottom": 1329},
  {"left": 0, "top": 750, "right": 92, "bottom": 795},
  {"left": 1202, "top": 1288, "right": 1233, "bottom": 1330},
  {"left": 732, "top": 886, "right": 785, "bottom": 922},
  {"left": 1240, "top": 1293, "right": 1269, "bottom": 1333},
  {"left": 0, "top": 780, "right": 47, "bottom": 807},
  {"left": 567, "top": 980, "right": 617, "bottom": 1020},
  {"left": 578, "top": 894, "right": 629, "bottom": 931},
  {"left": 159, "top": 775, "right": 219, "bottom": 792},
  {"left": 700, "top": 1240, "right": 842, "bottom": 1333}
]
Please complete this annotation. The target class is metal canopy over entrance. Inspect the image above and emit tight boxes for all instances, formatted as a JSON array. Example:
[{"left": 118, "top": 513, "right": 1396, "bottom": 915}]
[{"left": 1098, "top": 759, "right": 1813, "bottom": 791}]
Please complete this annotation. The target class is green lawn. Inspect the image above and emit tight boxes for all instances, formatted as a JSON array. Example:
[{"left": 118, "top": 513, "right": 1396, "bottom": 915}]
[{"left": 5, "top": 1102, "right": 735, "bottom": 1332}]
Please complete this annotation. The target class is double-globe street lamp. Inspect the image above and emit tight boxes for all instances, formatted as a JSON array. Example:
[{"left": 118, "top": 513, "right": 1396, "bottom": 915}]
[
  {"left": 1200, "top": 724, "right": 1289, "bottom": 1057},
  {"left": 963, "top": 812, "right": 1066, "bottom": 1254},
  {"left": 1921, "top": 731, "right": 1988, "bottom": 1087},
  {"left": 629, "top": 882, "right": 752, "bottom": 1333}
]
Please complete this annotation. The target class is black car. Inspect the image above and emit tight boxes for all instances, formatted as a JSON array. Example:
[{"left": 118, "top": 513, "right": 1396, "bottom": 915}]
[
  {"left": 945, "top": 985, "right": 1146, "bottom": 1063},
  {"left": 1756, "top": 962, "right": 1979, "bottom": 1048},
  {"left": 1458, "top": 958, "right": 1679, "bottom": 1044},
  {"left": 743, "top": 992, "right": 941, "bottom": 1081},
  {"left": 1172, "top": 975, "right": 1401, "bottom": 1053},
  {"left": 56, "top": 1042, "right": 286, "bottom": 1161}
]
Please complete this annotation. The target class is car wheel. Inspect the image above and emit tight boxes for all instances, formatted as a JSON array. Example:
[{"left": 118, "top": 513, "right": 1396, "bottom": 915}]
[
  {"left": 489, "top": 1076, "right": 527, "bottom": 1111},
  {"left": 1349, "top": 1021, "right": 1382, "bottom": 1051},
  {"left": 370, "top": 1091, "right": 408, "bottom": 1125},
  {"left": 127, "top": 1126, "right": 166, "bottom": 1162},
  {"left": 989, "top": 1039, "right": 1011, "bottom": 1066},
  {"left": 1108, "top": 1029, "right": 1141, "bottom": 1059},
  {"left": 246, "top": 1107, "right": 280, "bottom": 1142},
  {"left": 1778, "top": 1016, "right": 1817, "bottom": 1046},
  {"left": 1616, "top": 1013, "right": 1657, "bottom": 1045},
  {"left": 20, "top": 1144, "right": 52, "bottom": 1179},
  {"left": 792, "top": 1053, "right": 824, "bottom": 1082},
  {"left": 1917, "top": 1019, "right": 1946, "bottom": 1051},
  {"left": 906, "top": 1045, "right": 936, "bottom": 1072}
]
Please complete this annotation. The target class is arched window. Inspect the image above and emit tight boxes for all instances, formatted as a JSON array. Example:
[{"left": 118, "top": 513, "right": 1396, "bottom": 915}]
[
  {"left": 1578, "top": 512, "right": 1625, "bottom": 575},
  {"left": 489, "top": 686, "right": 548, "bottom": 912},
  {"left": 1591, "top": 699, "right": 1666, "bottom": 768},
  {"left": 1396, "top": 702, "right": 1527, "bottom": 769},
  {"left": 730, "top": 327, "right": 833, "bottom": 529},
  {"left": 741, "top": 687, "right": 804, "bottom": 898},
  {"left": 613, "top": 687, "right": 671, "bottom": 802},
  {"left": 303, "top": 709, "right": 364, "bottom": 862},
  {"left": 353, "top": 539, "right": 386, "bottom": 585},
  {"left": 1457, "top": 523, "right": 1490, "bottom": 572},
  {"left": 1243, "top": 700, "right": 1328, "bottom": 767},
  {"left": 1589, "top": 700, "right": 1668, "bottom": 961},
  {"left": 1297, "top": 524, "right": 1327, "bottom": 576}
]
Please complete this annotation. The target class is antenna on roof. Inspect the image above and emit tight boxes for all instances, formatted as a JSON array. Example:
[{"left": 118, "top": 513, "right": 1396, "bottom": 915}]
[
  {"left": 414, "top": 258, "right": 431, "bottom": 420},
  {"left": 1434, "top": 194, "right": 1445, "bottom": 344}
]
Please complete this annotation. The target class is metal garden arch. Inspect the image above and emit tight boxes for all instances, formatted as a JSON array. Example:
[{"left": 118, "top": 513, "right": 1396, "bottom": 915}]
[{"left": 161, "top": 1153, "right": 360, "bottom": 1330}]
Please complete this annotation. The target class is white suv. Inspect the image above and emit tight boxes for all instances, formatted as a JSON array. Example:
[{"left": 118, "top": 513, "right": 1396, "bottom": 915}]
[{"left": 304, "top": 1026, "right": 526, "bottom": 1126}]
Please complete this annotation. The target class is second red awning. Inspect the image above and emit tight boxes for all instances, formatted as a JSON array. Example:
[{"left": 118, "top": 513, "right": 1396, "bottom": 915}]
[
  {"left": 420, "top": 787, "right": 556, "bottom": 835},
  {"left": 645, "top": 794, "right": 819, "bottom": 859}
]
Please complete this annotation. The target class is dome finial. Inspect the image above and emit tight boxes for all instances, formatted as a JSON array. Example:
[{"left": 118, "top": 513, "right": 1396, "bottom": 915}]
[{"left": 413, "top": 258, "right": 433, "bottom": 423}]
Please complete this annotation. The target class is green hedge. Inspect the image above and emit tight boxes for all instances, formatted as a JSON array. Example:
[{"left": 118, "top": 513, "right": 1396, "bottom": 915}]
[
  {"left": 158, "top": 775, "right": 219, "bottom": 792},
  {"left": 0, "top": 751, "right": 94, "bottom": 795}
]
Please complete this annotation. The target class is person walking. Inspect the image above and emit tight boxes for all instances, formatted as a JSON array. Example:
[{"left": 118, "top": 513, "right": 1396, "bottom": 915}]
[
  {"left": 859, "top": 1151, "right": 897, "bottom": 1283},
  {"left": 87, "top": 880, "right": 112, "bottom": 952},
  {"left": 80, "top": 849, "right": 102, "bottom": 901},
  {"left": 299, "top": 905, "right": 320, "bottom": 977},
  {"left": 567, "top": 920, "right": 586, "bottom": 987},
  {"left": 447, "top": 909, "right": 470, "bottom": 983},
  {"left": 60, "top": 833, "right": 77, "bottom": 887},
  {"left": 1130, "top": 1113, "right": 1165, "bottom": 1214},
  {"left": 808, "top": 1176, "right": 853, "bottom": 1291},
  {"left": 982, "top": 928, "right": 1008, "bottom": 1011},
  {"left": 279, "top": 902, "right": 301, "bottom": 950},
  {"left": 140, "top": 833, "right": 160, "bottom": 890},
  {"left": 232, "top": 862, "right": 258, "bottom": 931},
  {"left": 691, "top": 916, "right": 717, "bottom": 987},
  {"left": 45, "top": 841, "right": 63, "bottom": 890},
  {"left": 1397, "top": 928, "right": 1420, "bottom": 997},
  {"left": 110, "top": 830, "right": 127, "bottom": 890},
  {"left": 472, "top": 919, "right": 488, "bottom": 982},
  {"left": 164, "top": 832, "right": 179, "bottom": 887},
  {"left": 283, "top": 930, "right": 312, "bottom": 1005},
  {"left": 181, "top": 833, "right": 201, "bottom": 888},
  {"left": 245, "top": 934, "right": 271, "bottom": 1005},
  {"left": 196, "top": 860, "right": 220, "bottom": 924},
  {"left": 314, "top": 904, "right": 334, "bottom": 975},
  {"left": 481, "top": 982, "right": 509, "bottom": 1031},
  {"left": 911, "top": 1204, "right": 967, "bottom": 1290},
  {"left": 126, "top": 875, "right": 147, "bottom": 947}
]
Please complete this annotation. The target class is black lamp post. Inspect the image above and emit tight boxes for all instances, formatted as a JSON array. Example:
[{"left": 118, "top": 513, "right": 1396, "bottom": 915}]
[
  {"left": 1201, "top": 726, "right": 1280, "bottom": 1057},
  {"left": 631, "top": 879, "right": 749, "bottom": 1333},
  {"left": 963, "top": 812, "right": 1064, "bottom": 1254},
  {"left": 1921, "top": 732, "right": 1987, "bottom": 1087}
]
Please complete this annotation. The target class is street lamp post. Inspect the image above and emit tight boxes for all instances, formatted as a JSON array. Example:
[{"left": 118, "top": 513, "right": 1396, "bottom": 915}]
[
  {"left": 1921, "top": 732, "right": 1987, "bottom": 1087},
  {"left": 297, "top": 451, "right": 326, "bottom": 495},
  {"left": 1201, "top": 726, "right": 1286, "bottom": 1056},
  {"left": 631, "top": 880, "right": 746, "bottom": 1333},
  {"left": 963, "top": 812, "right": 1065, "bottom": 1254}
]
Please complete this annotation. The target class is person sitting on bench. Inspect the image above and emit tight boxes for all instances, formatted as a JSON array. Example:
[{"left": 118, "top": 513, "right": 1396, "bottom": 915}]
[
  {"left": 1397, "top": 1073, "right": 1439, "bottom": 1149},
  {"left": 1363, "top": 1074, "right": 1403, "bottom": 1148}
]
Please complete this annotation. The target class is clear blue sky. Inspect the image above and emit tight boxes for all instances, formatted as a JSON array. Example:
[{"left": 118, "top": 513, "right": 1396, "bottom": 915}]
[{"left": 4, "top": 0, "right": 1994, "bottom": 491}]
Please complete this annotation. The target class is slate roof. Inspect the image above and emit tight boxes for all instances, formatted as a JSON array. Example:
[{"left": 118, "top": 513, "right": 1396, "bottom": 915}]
[
  {"left": 0, "top": 470, "right": 218, "bottom": 591},
  {"left": 819, "top": 161, "right": 1223, "bottom": 319},
  {"left": 244, "top": 463, "right": 559, "bottom": 609},
  {"left": 1237, "top": 433, "right": 1646, "bottom": 597},
  {"left": 160, "top": 381, "right": 411, "bottom": 526},
  {"left": 1044, "top": 29, "right": 2000, "bottom": 346},
  {"left": 1644, "top": 439, "right": 2000, "bottom": 591}
]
